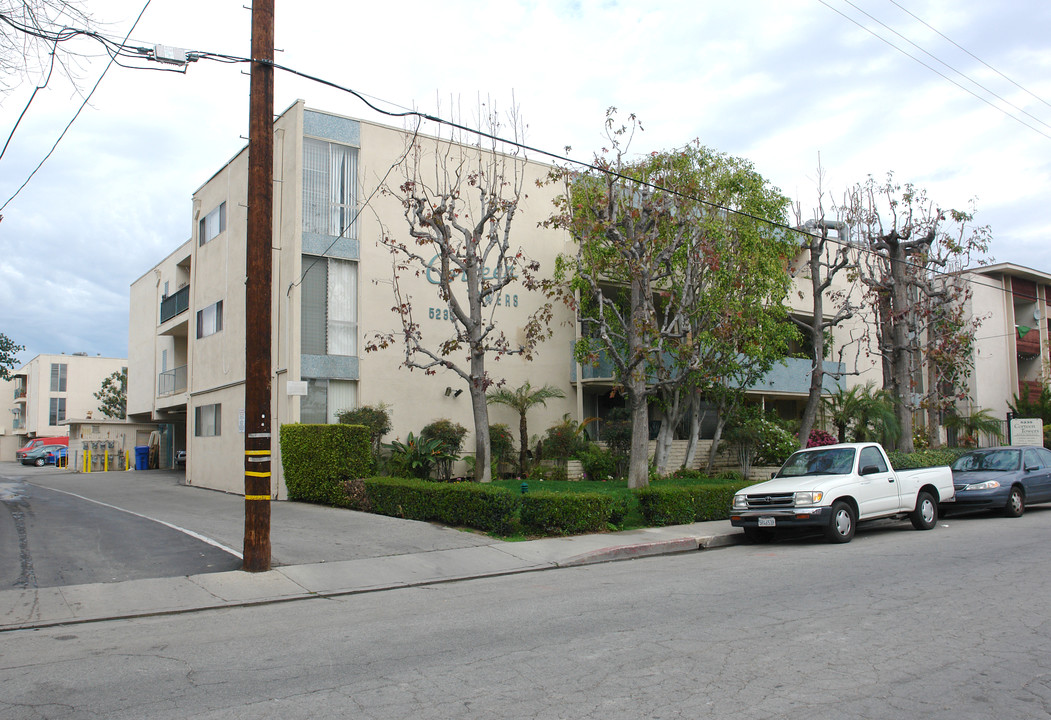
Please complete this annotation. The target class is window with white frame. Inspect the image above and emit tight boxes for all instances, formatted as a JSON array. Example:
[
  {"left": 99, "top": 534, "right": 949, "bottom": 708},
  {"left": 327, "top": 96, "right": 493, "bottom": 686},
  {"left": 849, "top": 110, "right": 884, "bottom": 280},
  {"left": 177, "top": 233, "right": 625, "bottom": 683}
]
[
  {"left": 195, "top": 403, "right": 221, "bottom": 437},
  {"left": 199, "top": 202, "right": 227, "bottom": 245},
  {"left": 49, "top": 397, "right": 66, "bottom": 425},
  {"left": 50, "top": 363, "right": 67, "bottom": 392},
  {"left": 197, "top": 300, "right": 223, "bottom": 338},
  {"left": 301, "top": 255, "right": 357, "bottom": 356},
  {"left": 303, "top": 138, "right": 357, "bottom": 238}
]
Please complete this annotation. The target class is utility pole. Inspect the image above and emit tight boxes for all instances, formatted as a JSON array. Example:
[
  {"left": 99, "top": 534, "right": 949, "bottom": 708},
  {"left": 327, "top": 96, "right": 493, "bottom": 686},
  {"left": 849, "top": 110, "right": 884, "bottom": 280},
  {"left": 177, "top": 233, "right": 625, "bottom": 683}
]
[{"left": 243, "top": 0, "right": 274, "bottom": 572}]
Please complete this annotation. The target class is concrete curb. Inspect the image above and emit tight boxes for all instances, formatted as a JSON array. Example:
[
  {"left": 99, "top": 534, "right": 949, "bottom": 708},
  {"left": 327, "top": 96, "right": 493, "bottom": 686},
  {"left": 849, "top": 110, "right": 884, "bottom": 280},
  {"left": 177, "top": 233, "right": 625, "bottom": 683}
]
[{"left": 558, "top": 537, "right": 700, "bottom": 567}]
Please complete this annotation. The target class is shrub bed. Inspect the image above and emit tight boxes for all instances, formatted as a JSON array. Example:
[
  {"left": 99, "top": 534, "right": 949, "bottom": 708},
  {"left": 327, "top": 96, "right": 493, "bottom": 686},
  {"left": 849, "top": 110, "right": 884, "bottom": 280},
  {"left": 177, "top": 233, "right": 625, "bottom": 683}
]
[
  {"left": 519, "top": 491, "right": 627, "bottom": 535},
  {"left": 634, "top": 483, "right": 744, "bottom": 526},
  {"left": 887, "top": 447, "right": 969, "bottom": 470},
  {"left": 281, "top": 423, "right": 373, "bottom": 505}
]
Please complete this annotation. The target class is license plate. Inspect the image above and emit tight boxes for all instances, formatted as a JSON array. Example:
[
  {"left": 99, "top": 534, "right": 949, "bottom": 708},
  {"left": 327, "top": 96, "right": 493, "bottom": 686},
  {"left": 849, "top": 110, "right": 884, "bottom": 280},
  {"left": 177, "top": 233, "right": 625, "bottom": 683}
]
[{"left": 758, "top": 517, "right": 776, "bottom": 527}]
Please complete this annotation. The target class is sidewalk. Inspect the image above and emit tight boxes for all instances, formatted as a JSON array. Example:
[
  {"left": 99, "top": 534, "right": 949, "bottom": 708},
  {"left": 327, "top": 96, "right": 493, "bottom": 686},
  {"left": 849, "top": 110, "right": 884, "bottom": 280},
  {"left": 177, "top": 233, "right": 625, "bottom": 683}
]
[{"left": 0, "top": 467, "right": 743, "bottom": 631}]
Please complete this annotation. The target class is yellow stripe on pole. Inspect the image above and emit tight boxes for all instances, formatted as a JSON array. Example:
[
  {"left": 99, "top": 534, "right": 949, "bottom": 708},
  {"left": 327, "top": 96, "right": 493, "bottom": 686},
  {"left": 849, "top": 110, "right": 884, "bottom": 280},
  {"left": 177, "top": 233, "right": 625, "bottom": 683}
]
[
  {"left": 245, "top": 471, "right": 271, "bottom": 478},
  {"left": 245, "top": 494, "right": 271, "bottom": 501},
  {"left": 245, "top": 450, "right": 271, "bottom": 456}
]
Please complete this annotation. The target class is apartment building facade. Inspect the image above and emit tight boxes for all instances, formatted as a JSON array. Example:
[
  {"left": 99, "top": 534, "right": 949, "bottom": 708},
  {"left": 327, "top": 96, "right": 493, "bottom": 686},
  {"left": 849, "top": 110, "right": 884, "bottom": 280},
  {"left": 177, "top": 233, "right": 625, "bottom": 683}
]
[
  {"left": 3, "top": 353, "right": 127, "bottom": 459},
  {"left": 962, "top": 263, "right": 1051, "bottom": 427},
  {"left": 128, "top": 101, "right": 876, "bottom": 498}
]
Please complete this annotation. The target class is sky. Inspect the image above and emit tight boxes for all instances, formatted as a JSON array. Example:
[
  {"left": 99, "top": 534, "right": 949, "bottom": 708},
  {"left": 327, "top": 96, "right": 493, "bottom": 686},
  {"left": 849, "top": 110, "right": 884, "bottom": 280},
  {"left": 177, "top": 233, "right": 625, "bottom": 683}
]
[{"left": 0, "top": 0, "right": 1048, "bottom": 366}]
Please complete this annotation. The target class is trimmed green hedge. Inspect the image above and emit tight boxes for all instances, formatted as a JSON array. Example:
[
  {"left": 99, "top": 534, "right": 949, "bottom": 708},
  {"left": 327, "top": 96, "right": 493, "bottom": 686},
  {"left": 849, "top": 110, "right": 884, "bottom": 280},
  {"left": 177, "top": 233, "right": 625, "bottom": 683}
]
[
  {"left": 887, "top": 447, "right": 969, "bottom": 470},
  {"left": 634, "top": 483, "right": 744, "bottom": 526},
  {"left": 519, "top": 491, "right": 627, "bottom": 535},
  {"left": 281, "top": 423, "right": 373, "bottom": 505},
  {"left": 342, "top": 477, "right": 518, "bottom": 534}
]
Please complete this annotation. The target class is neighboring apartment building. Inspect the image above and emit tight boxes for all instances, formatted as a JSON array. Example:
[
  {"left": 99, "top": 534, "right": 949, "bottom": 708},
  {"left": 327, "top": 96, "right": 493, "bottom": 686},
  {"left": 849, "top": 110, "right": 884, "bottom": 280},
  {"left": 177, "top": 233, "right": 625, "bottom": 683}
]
[
  {"left": 962, "top": 262, "right": 1051, "bottom": 427},
  {"left": 128, "top": 101, "right": 874, "bottom": 498},
  {"left": 4, "top": 353, "right": 127, "bottom": 459}
]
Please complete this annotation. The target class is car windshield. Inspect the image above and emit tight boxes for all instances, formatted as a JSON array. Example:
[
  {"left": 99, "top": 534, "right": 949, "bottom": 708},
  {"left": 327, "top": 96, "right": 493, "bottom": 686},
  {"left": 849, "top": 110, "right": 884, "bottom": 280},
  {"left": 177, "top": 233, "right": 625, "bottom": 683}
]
[
  {"left": 952, "top": 449, "right": 1021, "bottom": 472},
  {"left": 778, "top": 447, "right": 856, "bottom": 477}
]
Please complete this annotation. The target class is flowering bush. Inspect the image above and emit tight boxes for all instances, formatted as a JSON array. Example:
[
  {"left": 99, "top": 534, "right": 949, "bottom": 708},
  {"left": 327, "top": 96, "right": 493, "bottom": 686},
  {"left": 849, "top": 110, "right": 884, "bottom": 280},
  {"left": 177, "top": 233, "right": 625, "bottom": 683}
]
[{"left": 806, "top": 429, "right": 839, "bottom": 448}]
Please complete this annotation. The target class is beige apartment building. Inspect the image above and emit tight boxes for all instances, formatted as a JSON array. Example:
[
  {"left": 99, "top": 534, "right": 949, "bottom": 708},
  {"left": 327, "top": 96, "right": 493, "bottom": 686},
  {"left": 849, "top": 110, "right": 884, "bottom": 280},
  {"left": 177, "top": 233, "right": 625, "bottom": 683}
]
[
  {"left": 128, "top": 101, "right": 879, "bottom": 498},
  {"left": 960, "top": 263, "right": 1051, "bottom": 438},
  {"left": 3, "top": 353, "right": 127, "bottom": 459}
]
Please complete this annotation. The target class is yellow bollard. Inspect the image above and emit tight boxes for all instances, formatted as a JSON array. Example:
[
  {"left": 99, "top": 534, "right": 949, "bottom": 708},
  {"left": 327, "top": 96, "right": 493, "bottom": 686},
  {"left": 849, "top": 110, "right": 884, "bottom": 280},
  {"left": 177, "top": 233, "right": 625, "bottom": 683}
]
[{"left": 104, "top": 451, "right": 109, "bottom": 472}]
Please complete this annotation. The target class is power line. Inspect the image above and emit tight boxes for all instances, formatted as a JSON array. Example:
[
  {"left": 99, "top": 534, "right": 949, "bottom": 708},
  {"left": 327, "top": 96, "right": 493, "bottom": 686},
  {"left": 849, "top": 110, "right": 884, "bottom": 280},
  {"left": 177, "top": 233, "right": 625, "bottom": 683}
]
[
  {"left": 817, "top": 0, "right": 1051, "bottom": 141},
  {"left": 836, "top": 0, "right": 1051, "bottom": 133},
  {"left": 886, "top": 0, "right": 1051, "bottom": 111},
  {"left": 0, "top": 1, "right": 153, "bottom": 214}
]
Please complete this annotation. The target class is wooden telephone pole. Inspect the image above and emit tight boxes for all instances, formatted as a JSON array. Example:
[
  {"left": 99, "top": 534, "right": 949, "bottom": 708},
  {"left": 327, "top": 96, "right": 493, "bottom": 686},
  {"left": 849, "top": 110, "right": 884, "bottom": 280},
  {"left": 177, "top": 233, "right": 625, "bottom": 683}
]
[{"left": 243, "top": 0, "right": 274, "bottom": 572}]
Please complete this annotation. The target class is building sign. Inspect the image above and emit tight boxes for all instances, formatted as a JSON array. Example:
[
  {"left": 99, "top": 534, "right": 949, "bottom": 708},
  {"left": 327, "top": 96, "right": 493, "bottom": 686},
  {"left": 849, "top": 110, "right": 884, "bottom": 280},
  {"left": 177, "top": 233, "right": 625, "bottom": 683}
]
[
  {"left": 1010, "top": 417, "right": 1044, "bottom": 446},
  {"left": 424, "top": 254, "right": 515, "bottom": 285}
]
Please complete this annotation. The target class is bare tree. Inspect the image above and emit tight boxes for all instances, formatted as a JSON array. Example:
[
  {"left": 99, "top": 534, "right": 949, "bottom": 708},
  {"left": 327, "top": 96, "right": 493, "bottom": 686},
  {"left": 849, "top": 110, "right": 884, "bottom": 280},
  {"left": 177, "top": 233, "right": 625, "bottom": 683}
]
[
  {"left": 790, "top": 167, "right": 863, "bottom": 449},
  {"left": 366, "top": 111, "right": 552, "bottom": 483},
  {"left": 845, "top": 174, "right": 990, "bottom": 452},
  {"left": 0, "top": 1, "right": 95, "bottom": 98}
]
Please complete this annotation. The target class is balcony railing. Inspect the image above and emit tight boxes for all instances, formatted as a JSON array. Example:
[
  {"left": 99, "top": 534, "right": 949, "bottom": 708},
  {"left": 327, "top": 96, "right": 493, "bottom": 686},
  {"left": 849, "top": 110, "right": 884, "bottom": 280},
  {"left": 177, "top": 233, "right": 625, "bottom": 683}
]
[
  {"left": 571, "top": 346, "right": 845, "bottom": 395},
  {"left": 160, "top": 285, "right": 190, "bottom": 324},
  {"left": 12, "top": 419, "right": 23, "bottom": 429},
  {"left": 158, "top": 365, "right": 188, "bottom": 396},
  {"left": 13, "top": 387, "right": 25, "bottom": 400}
]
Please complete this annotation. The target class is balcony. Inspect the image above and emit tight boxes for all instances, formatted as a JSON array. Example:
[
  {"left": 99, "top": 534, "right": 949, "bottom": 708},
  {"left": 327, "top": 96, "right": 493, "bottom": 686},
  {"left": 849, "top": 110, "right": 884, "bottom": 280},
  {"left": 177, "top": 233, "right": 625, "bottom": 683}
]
[
  {"left": 1017, "top": 327, "right": 1041, "bottom": 358},
  {"left": 1019, "top": 380, "right": 1044, "bottom": 403},
  {"left": 12, "top": 419, "right": 23, "bottom": 429},
  {"left": 571, "top": 346, "right": 844, "bottom": 395},
  {"left": 158, "top": 365, "right": 188, "bottom": 396},
  {"left": 160, "top": 285, "right": 190, "bottom": 324},
  {"left": 13, "top": 387, "right": 25, "bottom": 401}
]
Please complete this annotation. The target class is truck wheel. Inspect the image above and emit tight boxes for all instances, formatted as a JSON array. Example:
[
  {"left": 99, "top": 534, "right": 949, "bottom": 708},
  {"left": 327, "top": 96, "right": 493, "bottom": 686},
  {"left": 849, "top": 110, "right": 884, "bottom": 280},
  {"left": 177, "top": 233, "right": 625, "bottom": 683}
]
[
  {"left": 743, "top": 527, "right": 773, "bottom": 544},
  {"left": 1005, "top": 487, "right": 1025, "bottom": 518},
  {"left": 910, "top": 491, "right": 937, "bottom": 530},
  {"left": 824, "top": 501, "right": 855, "bottom": 543}
]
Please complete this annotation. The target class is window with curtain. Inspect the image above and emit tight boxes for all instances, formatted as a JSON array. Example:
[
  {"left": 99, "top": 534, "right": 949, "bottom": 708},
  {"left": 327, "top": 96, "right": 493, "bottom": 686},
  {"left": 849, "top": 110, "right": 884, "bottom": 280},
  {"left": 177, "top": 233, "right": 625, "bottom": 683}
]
[
  {"left": 302, "top": 378, "right": 357, "bottom": 424},
  {"left": 199, "top": 202, "right": 226, "bottom": 245},
  {"left": 303, "top": 138, "right": 357, "bottom": 238},
  {"left": 195, "top": 403, "right": 221, "bottom": 437},
  {"left": 197, "top": 300, "right": 224, "bottom": 338},
  {"left": 301, "top": 255, "right": 356, "bottom": 356},
  {"left": 49, "top": 397, "right": 66, "bottom": 425},
  {"left": 50, "top": 363, "right": 67, "bottom": 392}
]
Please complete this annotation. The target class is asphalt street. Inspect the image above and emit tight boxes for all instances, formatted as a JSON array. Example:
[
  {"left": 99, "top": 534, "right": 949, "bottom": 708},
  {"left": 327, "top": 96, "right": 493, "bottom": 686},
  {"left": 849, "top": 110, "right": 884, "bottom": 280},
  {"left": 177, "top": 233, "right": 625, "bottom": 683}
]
[{"left": 4, "top": 506, "right": 1051, "bottom": 719}]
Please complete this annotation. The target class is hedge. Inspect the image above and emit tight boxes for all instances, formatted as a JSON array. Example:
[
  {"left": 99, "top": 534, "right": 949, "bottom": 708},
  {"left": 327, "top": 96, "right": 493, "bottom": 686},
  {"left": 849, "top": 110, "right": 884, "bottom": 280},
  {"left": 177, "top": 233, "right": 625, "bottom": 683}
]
[
  {"left": 342, "top": 477, "right": 518, "bottom": 534},
  {"left": 519, "top": 491, "right": 627, "bottom": 535},
  {"left": 633, "top": 483, "right": 744, "bottom": 526},
  {"left": 281, "top": 423, "right": 373, "bottom": 505}
]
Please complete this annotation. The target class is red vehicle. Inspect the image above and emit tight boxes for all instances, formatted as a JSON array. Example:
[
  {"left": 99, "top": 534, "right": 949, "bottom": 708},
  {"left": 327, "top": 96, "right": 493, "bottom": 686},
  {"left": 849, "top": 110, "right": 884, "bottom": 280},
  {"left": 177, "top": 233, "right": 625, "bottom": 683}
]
[{"left": 15, "top": 436, "right": 69, "bottom": 462}]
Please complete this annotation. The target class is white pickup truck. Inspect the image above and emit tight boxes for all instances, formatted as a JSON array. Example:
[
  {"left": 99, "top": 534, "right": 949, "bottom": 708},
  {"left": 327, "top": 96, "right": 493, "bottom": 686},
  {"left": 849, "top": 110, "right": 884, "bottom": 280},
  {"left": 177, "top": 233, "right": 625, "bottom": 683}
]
[{"left": 730, "top": 443, "right": 955, "bottom": 543}]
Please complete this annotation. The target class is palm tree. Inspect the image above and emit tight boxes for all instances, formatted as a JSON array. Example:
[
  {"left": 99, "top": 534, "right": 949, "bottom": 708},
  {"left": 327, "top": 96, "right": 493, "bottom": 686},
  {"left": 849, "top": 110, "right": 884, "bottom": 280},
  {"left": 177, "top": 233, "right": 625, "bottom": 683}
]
[
  {"left": 823, "top": 385, "right": 862, "bottom": 443},
  {"left": 945, "top": 408, "right": 1005, "bottom": 447},
  {"left": 851, "top": 383, "right": 901, "bottom": 445},
  {"left": 823, "top": 382, "right": 901, "bottom": 445},
  {"left": 487, "top": 382, "right": 566, "bottom": 474}
]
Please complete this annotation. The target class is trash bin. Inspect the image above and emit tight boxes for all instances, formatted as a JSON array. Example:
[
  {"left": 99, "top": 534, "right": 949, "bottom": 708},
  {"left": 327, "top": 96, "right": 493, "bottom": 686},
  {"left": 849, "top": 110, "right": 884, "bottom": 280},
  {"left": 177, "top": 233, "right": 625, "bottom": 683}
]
[{"left": 135, "top": 446, "right": 149, "bottom": 471}]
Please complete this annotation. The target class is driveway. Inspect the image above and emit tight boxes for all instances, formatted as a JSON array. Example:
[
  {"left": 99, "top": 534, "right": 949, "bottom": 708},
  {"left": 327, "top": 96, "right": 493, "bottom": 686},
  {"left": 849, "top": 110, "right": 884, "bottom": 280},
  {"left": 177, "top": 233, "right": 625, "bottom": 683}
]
[{"left": 0, "top": 463, "right": 495, "bottom": 586}]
